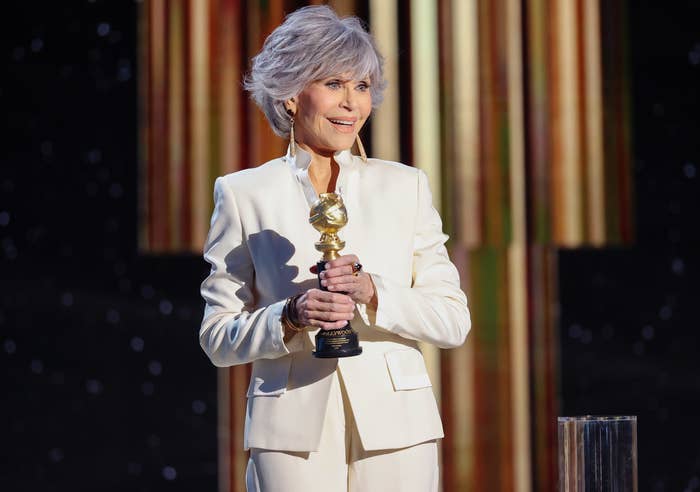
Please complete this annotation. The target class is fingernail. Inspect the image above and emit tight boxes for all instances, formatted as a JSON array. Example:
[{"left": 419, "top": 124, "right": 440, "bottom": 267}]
[{"left": 320, "top": 279, "right": 327, "bottom": 286}]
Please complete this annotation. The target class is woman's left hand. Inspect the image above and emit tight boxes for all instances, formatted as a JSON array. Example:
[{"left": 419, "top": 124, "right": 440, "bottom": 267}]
[{"left": 315, "top": 254, "right": 376, "bottom": 306}]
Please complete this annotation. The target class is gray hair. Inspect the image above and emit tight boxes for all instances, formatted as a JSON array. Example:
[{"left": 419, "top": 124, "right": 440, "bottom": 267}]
[{"left": 244, "top": 5, "right": 387, "bottom": 137}]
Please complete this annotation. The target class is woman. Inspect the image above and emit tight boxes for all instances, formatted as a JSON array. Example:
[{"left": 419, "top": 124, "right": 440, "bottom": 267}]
[{"left": 200, "top": 5, "right": 470, "bottom": 491}]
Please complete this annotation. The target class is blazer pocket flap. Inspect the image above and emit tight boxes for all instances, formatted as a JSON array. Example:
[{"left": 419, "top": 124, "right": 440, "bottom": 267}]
[
  {"left": 246, "top": 357, "right": 291, "bottom": 397},
  {"left": 384, "top": 349, "right": 432, "bottom": 391}
]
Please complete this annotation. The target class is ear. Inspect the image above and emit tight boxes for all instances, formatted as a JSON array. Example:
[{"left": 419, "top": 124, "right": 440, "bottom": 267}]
[{"left": 284, "top": 98, "right": 297, "bottom": 117}]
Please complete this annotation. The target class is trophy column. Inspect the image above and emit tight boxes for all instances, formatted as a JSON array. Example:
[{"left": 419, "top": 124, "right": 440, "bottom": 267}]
[{"left": 309, "top": 193, "right": 363, "bottom": 358}]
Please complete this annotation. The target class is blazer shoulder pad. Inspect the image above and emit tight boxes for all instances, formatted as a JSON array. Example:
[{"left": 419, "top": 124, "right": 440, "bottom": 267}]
[
  {"left": 364, "top": 158, "right": 419, "bottom": 183},
  {"left": 219, "top": 158, "right": 288, "bottom": 194}
]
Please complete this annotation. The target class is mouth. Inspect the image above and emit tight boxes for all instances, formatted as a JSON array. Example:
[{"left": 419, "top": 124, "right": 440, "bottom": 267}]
[{"left": 327, "top": 118, "right": 357, "bottom": 133}]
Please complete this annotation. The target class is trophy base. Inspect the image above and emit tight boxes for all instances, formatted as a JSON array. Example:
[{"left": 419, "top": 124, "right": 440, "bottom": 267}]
[{"left": 313, "top": 326, "right": 363, "bottom": 358}]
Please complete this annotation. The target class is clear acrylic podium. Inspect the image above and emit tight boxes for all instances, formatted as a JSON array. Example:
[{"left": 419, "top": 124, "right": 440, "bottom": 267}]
[{"left": 558, "top": 416, "right": 638, "bottom": 492}]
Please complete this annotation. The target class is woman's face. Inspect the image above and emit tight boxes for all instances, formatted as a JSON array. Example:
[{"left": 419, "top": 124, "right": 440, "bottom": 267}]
[{"left": 289, "top": 74, "right": 372, "bottom": 157}]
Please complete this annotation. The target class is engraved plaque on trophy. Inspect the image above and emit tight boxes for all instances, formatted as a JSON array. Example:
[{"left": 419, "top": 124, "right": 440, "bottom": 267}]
[{"left": 309, "top": 193, "right": 362, "bottom": 358}]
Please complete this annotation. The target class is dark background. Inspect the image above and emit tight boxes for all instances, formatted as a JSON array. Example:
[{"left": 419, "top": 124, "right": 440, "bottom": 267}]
[{"left": 1, "top": 1, "right": 698, "bottom": 491}]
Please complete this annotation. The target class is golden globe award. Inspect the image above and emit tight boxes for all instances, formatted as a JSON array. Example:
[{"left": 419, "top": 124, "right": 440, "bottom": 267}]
[{"left": 308, "top": 193, "right": 362, "bottom": 358}]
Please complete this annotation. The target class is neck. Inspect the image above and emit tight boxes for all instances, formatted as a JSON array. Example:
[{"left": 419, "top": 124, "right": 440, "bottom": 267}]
[{"left": 297, "top": 143, "right": 342, "bottom": 195}]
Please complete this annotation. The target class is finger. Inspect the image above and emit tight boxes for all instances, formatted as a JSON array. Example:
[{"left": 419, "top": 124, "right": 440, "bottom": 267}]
[
  {"left": 326, "top": 281, "right": 359, "bottom": 293},
  {"left": 302, "top": 297, "right": 355, "bottom": 315},
  {"left": 325, "top": 254, "right": 359, "bottom": 270},
  {"left": 320, "top": 265, "right": 355, "bottom": 279},
  {"left": 306, "top": 290, "right": 354, "bottom": 306},
  {"left": 319, "top": 320, "right": 352, "bottom": 330},
  {"left": 305, "top": 298, "right": 355, "bottom": 314},
  {"left": 306, "top": 310, "right": 355, "bottom": 322},
  {"left": 320, "top": 276, "right": 355, "bottom": 289}
]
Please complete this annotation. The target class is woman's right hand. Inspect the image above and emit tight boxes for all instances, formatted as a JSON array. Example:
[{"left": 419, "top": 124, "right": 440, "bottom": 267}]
[{"left": 295, "top": 289, "right": 355, "bottom": 330}]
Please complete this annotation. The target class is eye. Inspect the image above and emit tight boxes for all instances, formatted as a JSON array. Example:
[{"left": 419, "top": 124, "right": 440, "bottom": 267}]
[
  {"left": 325, "top": 80, "right": 342, "bottom": 89},
  {"left": 356, "top": 81, "right": 370, "bottom": 92}
]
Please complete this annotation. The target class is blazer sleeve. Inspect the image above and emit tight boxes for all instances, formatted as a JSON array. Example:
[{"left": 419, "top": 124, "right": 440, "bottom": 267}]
[
  {"left": 364, "top": 169, "right": 471, "bottom": 349},
  {"left": 199, "top": 176, "right": 290, "bottom": 367}
]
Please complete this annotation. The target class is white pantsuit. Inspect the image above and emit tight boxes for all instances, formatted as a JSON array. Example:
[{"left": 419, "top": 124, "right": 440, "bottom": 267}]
[{"left": 200, "top": 148, "right": 471, "bottom": 489}]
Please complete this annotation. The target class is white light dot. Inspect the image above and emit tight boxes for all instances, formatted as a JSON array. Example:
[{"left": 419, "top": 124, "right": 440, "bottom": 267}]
[
  {"left": 642, "top": 325, "right": 654, "bottom": 341},
  {"left": 683, "top": 162, "right": 696, "bottom": 178},
  {"left": 31, "top": 359, "right": 44, "bottom": 374},
  {"left": 48, "top": 448, "right": 64, "bottom": 463},
  {"left": 580, "top": 330, "right": 593, "bottom": 344},
  {"left": 568, "top": 324, "right": 582, "bottom": 339},
  {"left": 142, "top": 381, "right": 154, "bottom": 396},
  {"left": 159, "top": 300, "right": 173, "bottom": 315},
  {"left": 659, "top": 305, "right": 672, "bottom": 320},
  {"left": 148, "top": 360, "right": 162, "bottom": 376},
  {"left": 31, "top": 38, "right": 43, "bottom": 53},
  {"left": 97, "top": 23, "right": 111, "bottom": 37},
  {"left": 690, "top": 51, "right": 700, "bottom": 66},
  {"left": 86, "top": 379, "right": 103, "bottom": 395},
  {"left": 0, "top": 211, "right": 9, "bottom": 226},
  {"left": 672, "top": 258, "right": 685, "bottom": 275},
  {"left": 130, "top": 336, "right": 144, "bottom": 352},
  {"left": 60, "top": 292, "right": 74, "bottom": 307},
  {"left": 109, "top": 183, "right": 123, "bottom": 198},
  {"left": 140, "top": 285, "right": 154, "bottom": 299},
  {"left": 87, "top": 149, "right": 101, "bottom": 164},
  {"left": 41, "top": 141, "right": 53, "bottom": 157},
  {"left": 4, "top": 339, "right": 17, "bottom": 354},
  {"left": 192, "top": 400, "right": 206, "bottom": 415},
  {"left": 106, "top": 309, "right": 120, "bottom": 324},
  {"left": 147, "top": 434, "right": 160, "bottom": 447},
  {"left": 162, "top": 466, "right": 177, "bottom": 481}
]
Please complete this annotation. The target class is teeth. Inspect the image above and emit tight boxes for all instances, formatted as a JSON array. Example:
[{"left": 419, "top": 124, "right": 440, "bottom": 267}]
[{"left": 330, "top": 119, "right": 353, "bottom": 126}]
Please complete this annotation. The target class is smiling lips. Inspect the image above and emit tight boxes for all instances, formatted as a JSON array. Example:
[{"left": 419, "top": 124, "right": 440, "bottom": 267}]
[{"left": 328, "top": 118, "right": 357, "bottom": 133}]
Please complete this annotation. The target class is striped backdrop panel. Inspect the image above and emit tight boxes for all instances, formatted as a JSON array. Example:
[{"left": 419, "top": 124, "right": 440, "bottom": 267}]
[{"left": 138, "top": 1, "right": 633, "bottom": 491}]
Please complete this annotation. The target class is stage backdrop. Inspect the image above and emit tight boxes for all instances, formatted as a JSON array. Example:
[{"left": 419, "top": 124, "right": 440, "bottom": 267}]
[{"left": 138, "top": 1, "right": 632, "bottom": 490}]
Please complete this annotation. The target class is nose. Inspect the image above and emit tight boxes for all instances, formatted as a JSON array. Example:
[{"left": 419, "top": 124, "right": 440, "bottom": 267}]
[{"left": 341, "top": 84, "right": 356, "bottom": 111}]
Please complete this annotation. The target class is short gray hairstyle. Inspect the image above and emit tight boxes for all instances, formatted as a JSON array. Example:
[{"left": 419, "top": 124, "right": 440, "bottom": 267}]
[{"left": 244, "top": 5, "right": 387, "bottom": 137}]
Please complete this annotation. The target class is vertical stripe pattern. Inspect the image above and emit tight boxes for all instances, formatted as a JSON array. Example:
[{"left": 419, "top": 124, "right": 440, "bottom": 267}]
[{"left": 138, "top": 1, "right": 633, "bottom": 490}]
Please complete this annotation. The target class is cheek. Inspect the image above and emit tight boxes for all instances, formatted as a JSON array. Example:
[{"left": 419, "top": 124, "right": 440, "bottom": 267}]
[{"left": 360, "top": 96, "right": 373, "bottom": 119}]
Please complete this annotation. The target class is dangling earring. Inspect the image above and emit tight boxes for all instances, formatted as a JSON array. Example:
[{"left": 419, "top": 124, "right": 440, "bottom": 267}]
[
  {"left": 286, "top": 107, "right": 296, "bottom": 157},
  {"left": 355, "top": 134, "right": 367, "bottom": 162}
]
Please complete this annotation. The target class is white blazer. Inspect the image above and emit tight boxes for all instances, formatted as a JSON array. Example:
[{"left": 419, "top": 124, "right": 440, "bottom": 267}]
[{"left": 200, "top": 147, "right": 471, "bottom": 452}]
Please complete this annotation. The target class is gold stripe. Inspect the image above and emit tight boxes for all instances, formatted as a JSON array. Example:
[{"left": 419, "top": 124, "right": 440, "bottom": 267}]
[
  {"left": 370, "top": 0, "right": 400, "bottom": 161},
  {"left": 583, "top": 0, "right": 605, "bottom": 245},
  {"left": 137, "top": 0, "right": 150, "bottom": 251},
  {"left": 168, "top": 0, "right": 185, "bottom": 249},
  {"left": 506, "top": 0, "right": 531, "bottom": 490},
  {"left": 217, "top": 368, "right": 230, "bottom": 492},
  {"left": 451, "top": 245, "right": 475, "bottom": 490},
  {"left": 149, "top": 0, "right": 167, "bottom": 250},
  {"left": 189, "top": 0, "right": 210, "bottom": 250},
  {"left": 452, "top": 0, "right": 481, "bottom": 248},
  {"left": 219, "top": 0, "right": 240, "bottom": 176},
  {"left": 556, "top": 0, "right": 583, "bottom": 245},
  {"left": 411, "top": 0, "right": 442, "bottom": 413},
  {"left": 410, "top": 0, "right": 442, "bottom": 207}
]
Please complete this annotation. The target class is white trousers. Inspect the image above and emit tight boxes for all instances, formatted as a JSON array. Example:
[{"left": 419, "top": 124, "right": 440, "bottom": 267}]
[{"left": 246, "top": 371, "right": 439, "bottom": 492}]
